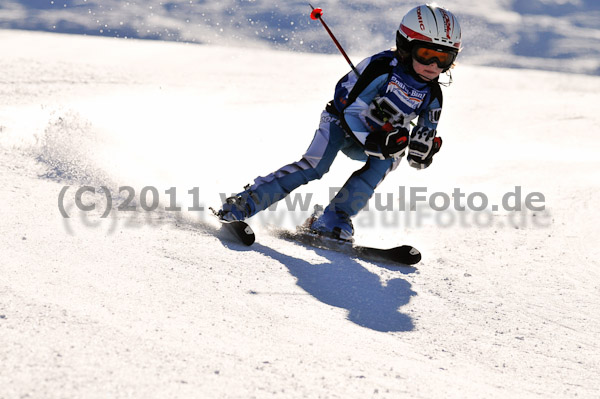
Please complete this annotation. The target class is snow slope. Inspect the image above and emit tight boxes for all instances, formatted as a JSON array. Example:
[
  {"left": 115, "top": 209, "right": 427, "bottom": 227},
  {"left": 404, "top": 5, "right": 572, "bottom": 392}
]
[
  {"left": 1, "top": 0, "right": 599, "bottom": 75},
  {"left": 1, "top": 30, "right": 600, "bottom": 398}
]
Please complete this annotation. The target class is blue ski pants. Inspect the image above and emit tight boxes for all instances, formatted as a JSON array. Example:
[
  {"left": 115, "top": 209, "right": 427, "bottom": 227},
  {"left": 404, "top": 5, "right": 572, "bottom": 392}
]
[{"left": 245, "top": 110, "right": 401, "bottom": 218}]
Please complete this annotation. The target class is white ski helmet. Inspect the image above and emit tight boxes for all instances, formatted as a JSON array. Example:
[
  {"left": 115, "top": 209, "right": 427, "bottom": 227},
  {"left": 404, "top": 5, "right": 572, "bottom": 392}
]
[{"left": 396, "top": 4, "right": 462, "bottom": 54}]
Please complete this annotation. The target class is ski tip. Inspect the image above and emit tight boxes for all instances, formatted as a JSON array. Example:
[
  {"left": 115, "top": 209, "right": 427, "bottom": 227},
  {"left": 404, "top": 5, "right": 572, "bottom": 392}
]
[
  {"left": 226, "top": 220, "right": 255, "bottom": 246},
  {"left": 210, "top": 208, "right": 256, "bottom": 246},
  {"left": 240, "top": 224, "right": 256, "bottom": 246},
  {"left": 397, "top": 245, "right": 422, "bottom": 265}
]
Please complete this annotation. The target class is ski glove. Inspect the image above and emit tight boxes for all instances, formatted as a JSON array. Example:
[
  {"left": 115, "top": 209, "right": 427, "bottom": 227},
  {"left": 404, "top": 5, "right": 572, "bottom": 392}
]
[
  {"left": 407, "top": 126, "right": 442, "bottom": 169},
  {"left": 364, "top": 123, "right": 409, "bottom": 160}
]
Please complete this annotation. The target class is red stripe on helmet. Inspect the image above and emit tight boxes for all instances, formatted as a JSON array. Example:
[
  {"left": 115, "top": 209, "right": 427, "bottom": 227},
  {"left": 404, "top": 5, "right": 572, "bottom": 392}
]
[{"left": 400, "top": 24, "right": 432, "bottom": 42}]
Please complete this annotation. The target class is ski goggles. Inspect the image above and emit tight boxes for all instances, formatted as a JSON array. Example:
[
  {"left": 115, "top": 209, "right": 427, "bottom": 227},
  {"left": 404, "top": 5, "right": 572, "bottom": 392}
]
[{"left": 412, "top": 44, "right": 457, "bottom": 69}]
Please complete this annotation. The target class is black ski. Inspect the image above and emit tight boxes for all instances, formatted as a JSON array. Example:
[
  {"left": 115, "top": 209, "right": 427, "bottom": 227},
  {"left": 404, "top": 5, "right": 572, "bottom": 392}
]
[
  {"left": 209, "top": 203, "right": 420, "bottom": 264},
  {"left": 210, "top": 208, "right": 255, "bottom": 246},
  {"left": 274, "top": 227, "right": 421, "bottom": 266}
]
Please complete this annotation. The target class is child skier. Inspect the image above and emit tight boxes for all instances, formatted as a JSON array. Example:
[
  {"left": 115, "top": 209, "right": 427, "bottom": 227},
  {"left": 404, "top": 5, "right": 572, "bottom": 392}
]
[{"left": 216, "top": 4, "right": 462, "bottom": 242}]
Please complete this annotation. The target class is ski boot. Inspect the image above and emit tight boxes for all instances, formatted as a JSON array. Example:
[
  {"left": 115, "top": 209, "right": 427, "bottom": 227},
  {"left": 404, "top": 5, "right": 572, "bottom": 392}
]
[
  {"left": 215, "top": 186, "right": 258, "bottom": 222},
  {"left": 308, "top": 204, "right": 354, "bottom": 242}
]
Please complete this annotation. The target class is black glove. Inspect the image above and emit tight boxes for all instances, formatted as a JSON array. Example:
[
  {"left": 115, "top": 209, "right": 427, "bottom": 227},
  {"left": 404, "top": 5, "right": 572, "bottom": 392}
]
[
  {"left": 407, "top": 126, "right": 442, "bottom": 169},
  {"left": 364, "top": 124, "right": 409, "bottom": 160}
]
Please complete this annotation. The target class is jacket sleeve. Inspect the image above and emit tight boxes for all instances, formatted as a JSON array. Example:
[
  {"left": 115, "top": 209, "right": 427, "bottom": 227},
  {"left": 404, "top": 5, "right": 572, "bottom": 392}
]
[
  {"left": 416, "top": 83, "right": 443, "bottom": 130},
  {"left": 336, "top": 55, "right": 395, "bottom": 146},
  {"left": 342, "top": 75, "right": 389, "bottom": 145}
]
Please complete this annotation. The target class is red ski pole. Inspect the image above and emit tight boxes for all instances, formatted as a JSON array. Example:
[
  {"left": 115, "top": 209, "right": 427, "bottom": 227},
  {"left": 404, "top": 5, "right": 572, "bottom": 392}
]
[
  {"left": 309, "top": 5, "right": 416, "bottom": 127},
  {"left": 309, "top": 4, "right": 360, "bottom": 78}
]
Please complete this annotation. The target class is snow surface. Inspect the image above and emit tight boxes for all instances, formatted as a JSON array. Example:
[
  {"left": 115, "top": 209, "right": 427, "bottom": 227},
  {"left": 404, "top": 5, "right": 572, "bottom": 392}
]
[
  {"left": 1, "top": 0, "right": 599, "bottom": 75},
  {"left": 1, "top": 28, "right": 600, "bottom": 398}
]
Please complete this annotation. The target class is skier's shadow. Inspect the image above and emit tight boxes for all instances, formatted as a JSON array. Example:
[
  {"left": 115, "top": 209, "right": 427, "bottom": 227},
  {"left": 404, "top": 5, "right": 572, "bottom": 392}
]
[{"left": 252, "top": 242, "right": 418, "bottom": 333}]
